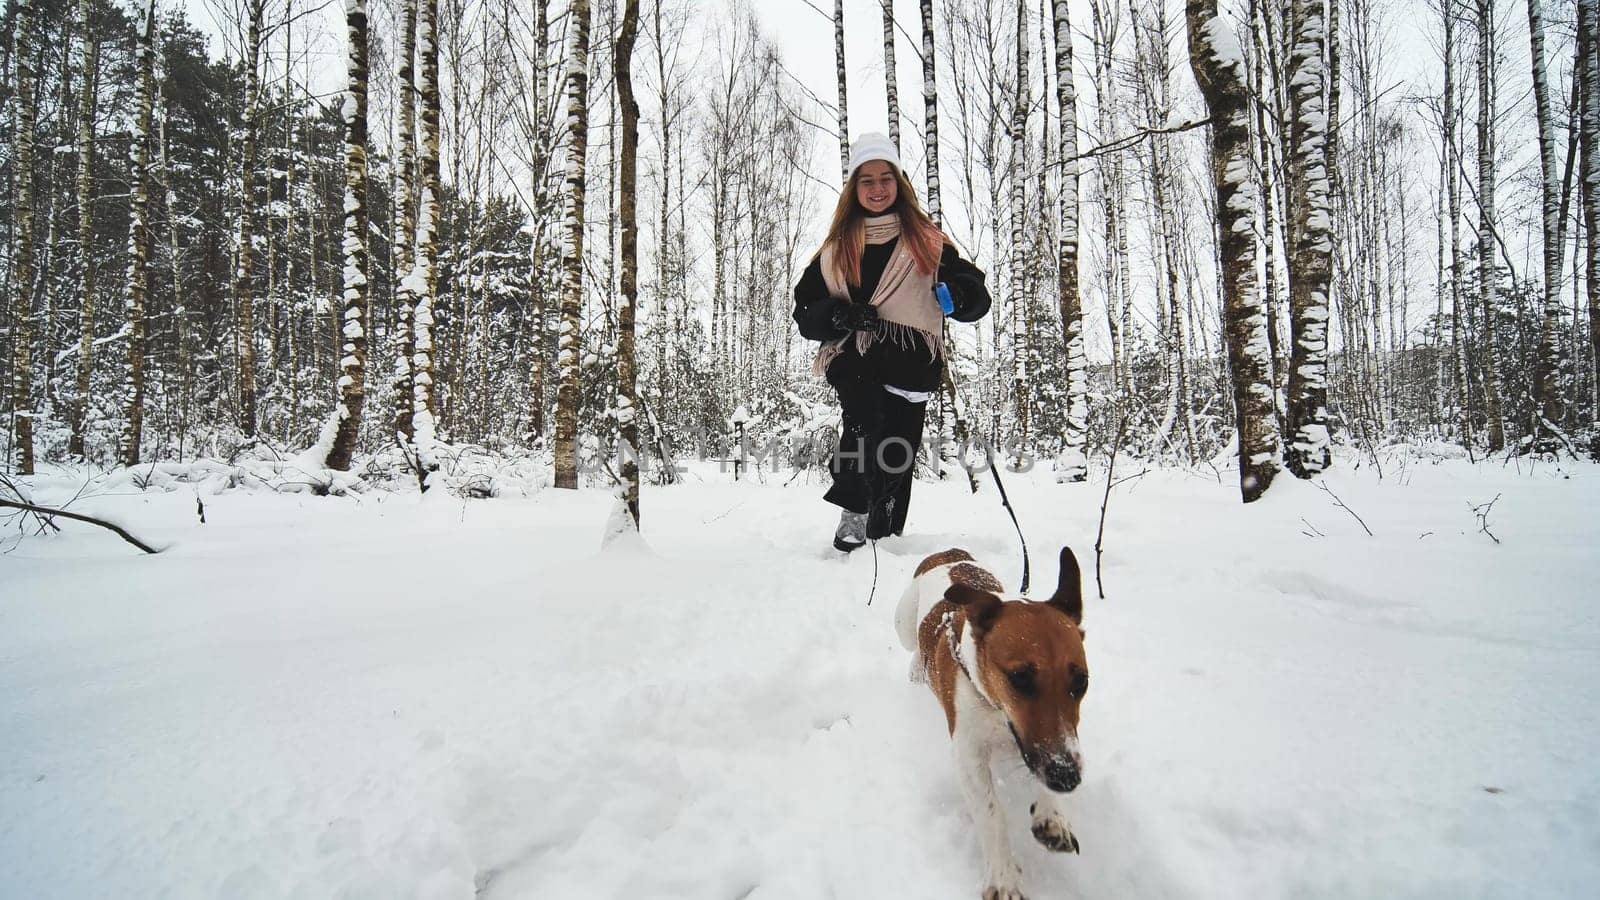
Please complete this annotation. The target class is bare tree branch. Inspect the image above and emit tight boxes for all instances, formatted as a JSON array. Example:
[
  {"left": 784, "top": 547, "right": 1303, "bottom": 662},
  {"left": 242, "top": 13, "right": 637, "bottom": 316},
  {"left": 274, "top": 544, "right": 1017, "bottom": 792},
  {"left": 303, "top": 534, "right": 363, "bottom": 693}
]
[{"left": 0, "top": 499, "right": 163, "bottom": 554}]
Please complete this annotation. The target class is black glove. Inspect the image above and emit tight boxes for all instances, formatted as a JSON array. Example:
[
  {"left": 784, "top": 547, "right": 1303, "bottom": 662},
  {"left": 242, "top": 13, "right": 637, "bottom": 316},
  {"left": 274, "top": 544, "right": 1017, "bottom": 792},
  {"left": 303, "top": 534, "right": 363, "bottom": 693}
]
[{"left": 831, "top": 302, "right": 880, "bottom": 333}]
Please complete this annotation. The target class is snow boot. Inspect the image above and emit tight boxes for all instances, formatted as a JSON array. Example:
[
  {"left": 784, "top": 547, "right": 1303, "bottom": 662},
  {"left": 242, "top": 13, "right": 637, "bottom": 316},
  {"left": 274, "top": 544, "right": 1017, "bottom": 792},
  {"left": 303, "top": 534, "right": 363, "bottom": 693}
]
[{"left": 833, "top": 510, "right": 868, "bottom": 552}]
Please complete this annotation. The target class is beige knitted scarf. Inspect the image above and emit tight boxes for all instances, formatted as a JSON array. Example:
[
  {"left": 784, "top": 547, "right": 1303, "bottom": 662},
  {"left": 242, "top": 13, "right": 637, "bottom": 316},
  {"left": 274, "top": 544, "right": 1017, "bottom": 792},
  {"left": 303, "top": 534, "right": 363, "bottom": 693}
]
[{"left": 812, "top": 213, "right": 944, "bottom": 376}]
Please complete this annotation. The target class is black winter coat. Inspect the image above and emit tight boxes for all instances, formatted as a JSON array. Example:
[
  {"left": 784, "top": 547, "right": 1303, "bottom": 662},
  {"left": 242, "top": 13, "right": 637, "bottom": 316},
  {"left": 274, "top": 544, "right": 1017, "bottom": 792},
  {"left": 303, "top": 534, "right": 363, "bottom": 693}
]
[{"left": 792, "top": 241, "right": 990, "bottom": 393}]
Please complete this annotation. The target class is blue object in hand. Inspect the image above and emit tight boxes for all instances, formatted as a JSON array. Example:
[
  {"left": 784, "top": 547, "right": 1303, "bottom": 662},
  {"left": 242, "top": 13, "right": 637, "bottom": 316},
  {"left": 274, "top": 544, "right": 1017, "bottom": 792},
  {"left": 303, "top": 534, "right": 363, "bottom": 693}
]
[{"left": 935, "top": 282, "right": 955, "bottom": 316}]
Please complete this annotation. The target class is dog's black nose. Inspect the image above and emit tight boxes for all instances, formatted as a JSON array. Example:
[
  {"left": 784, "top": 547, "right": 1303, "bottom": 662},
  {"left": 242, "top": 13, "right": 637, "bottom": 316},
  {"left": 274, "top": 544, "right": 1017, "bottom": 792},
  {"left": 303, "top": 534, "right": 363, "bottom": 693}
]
[{"left": 1044, "top": 760, "right": 1080, "bottom": 793}]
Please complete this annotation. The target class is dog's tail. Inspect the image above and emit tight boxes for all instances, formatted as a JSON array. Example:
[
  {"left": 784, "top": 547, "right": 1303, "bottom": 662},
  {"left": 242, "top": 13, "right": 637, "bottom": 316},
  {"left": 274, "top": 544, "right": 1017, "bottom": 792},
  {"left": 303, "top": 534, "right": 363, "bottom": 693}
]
[{"left": 894, "top": 577, "right": 922, "bottom": 653}]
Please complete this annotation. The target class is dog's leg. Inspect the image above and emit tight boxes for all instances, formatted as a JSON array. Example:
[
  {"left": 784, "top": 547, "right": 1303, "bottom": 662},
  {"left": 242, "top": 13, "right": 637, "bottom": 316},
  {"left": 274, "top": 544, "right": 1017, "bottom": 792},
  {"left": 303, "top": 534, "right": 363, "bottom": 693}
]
[
  {"left": 1029, "top": 786, "right": 1080, "bottom": 854},
  {"left": 894, "top": 578, "right": 927, "bottom": 683},
  {"left": 954, "top": 695, "right": 1025, "bottom": 899}
]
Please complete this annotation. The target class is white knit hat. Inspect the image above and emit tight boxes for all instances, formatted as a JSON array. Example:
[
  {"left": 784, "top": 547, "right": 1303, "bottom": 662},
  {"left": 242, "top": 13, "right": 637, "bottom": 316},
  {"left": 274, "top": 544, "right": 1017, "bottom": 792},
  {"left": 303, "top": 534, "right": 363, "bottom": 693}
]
[{"left": 846, "top": 132, "right": 902, "bottom": 180}]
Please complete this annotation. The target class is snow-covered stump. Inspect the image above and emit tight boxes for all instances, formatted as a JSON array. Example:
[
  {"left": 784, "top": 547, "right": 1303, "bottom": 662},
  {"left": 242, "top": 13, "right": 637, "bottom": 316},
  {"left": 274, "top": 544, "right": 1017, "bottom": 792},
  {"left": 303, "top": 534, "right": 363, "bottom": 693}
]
[{"left": 1187, "top": 0, "right": 1281, "bottom": 502}]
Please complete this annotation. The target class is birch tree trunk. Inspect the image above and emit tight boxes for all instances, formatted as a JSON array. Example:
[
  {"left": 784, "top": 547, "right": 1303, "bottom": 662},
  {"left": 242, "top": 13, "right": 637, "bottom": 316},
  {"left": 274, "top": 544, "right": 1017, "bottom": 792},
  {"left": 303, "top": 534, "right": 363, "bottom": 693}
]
[
  {"left": 1089, "top": 0, "right": 1127, "bottom": 393},
  {"left": 1251, "top": 0, "right": 1285, "bottom": 416},
  {"left": 393, "top": 0, "right": 419, "bottom": 445},
  {"left": 554, "top": 0, "right": 592, "bottom": 489},
  {"left": 408, "top": 0, "right": 443, "bottom": 484},
  {"left": 1580, "top": 0, "right": 1600, "bottom": 425},
  {"left": 233, "top": 1, "right": 266, "bottom": 439},
  {"left": 615, "top": 0, "right": 641, "bottom": 526},
  {"left": 919, "top": 0, "right": 942, "bottom": 222},
  {"left": 326, "top": 0, "right": 371, "bottom": 471},
  {"left": 835, "top": 0, "right": 850, "bottom": 182},
  {"left": 1053, "top": 0, "right": 1086, "bottom": 481},
  {"left": 1442, "top": 0, "right": 1476, "bottom": 450},
  {"left": 68, "top": 0, "right": 97, "bottom": 460},
  {"left": 1189, "top": 0, "right": 1280, "bottom": 500},
  {"left": 528, "top": 0, "right": 551, "bottom": 441},
  {"left": 1011, "top": 0, "right": 1031, "bottom": 456},
  {"left": 882, "top": 0, "right": 900, "bottom": 151},
  {"left": 1282, "top": 0, "right": 1333, "bottom": 475},
  {"left": 122, "top": 0, "right": 157, "bottom": 467},
  {"left": 8, "top": 0, "right": 39, "bottom": 474},
  {"left": 1475, "top": 0, "right": 1506, "bottom": 451},
  {"left": 648, "top": 0, "right": 672, "bottom": 429},
  {"left": 1526, "top": 0, "right": 1565, "bottom": 432}
]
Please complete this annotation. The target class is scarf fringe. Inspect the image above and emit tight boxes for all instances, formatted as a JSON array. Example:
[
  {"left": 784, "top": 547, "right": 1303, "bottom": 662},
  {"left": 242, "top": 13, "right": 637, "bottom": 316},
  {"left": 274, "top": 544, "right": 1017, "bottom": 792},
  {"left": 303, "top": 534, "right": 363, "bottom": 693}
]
[{"left": 811, "top": 321, "right": 942, "bottom": 377}]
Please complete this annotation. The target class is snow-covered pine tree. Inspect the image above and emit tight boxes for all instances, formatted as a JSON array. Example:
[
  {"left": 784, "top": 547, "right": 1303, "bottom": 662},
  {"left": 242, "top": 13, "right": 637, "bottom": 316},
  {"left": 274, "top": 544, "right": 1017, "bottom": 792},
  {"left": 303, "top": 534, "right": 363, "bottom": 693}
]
[
  {"left": 1187, "top": 0, "right": 1280, "bottom": 502},
  {"left": 8, "top": 0, "right": 39, "bottom": 474},
  {"left": 616, "top": 0, "right": 642, "bottom": 527},
  {"left": 1052, "top": 0, "right": 1086, "bottom": 482},
  {"left": 554, "top": 0, "right": 592, "bottom": 489},
  {"left": 1283, "top": 0, "right": 1334, "bottom": 475},
  {"left": 121, "top": 0, "right": 157, "bottom": 467},
  {"left": 1475, "top": 0, "right": 1507, "bottom": 451},
  {"left": 68, "top": 0, "right": 98, "bottom": 461},
  {"left": 325, "top": 0, "right": 370, "bottom": 471}
]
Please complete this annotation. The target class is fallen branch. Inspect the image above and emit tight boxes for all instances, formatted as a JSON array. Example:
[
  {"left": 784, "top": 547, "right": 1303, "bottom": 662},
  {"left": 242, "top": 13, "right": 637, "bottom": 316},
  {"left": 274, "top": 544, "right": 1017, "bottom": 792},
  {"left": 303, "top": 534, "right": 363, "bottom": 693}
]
[
  {"left": 0, "top": 499, "right": 164, "bottom": 554},
  {"left": 1469, "top": 494, "right": 1502, "bottom": 544},
  {"left": 1315, "top": 481, "right": 1374, "bottom": 536}
]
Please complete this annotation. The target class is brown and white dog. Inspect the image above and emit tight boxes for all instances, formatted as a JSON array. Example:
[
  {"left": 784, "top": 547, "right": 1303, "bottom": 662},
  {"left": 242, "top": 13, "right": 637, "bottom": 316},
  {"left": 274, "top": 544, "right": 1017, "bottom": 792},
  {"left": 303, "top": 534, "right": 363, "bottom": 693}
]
[{"left": 895, "top": 546, "right": 1089, "bottom": 900}]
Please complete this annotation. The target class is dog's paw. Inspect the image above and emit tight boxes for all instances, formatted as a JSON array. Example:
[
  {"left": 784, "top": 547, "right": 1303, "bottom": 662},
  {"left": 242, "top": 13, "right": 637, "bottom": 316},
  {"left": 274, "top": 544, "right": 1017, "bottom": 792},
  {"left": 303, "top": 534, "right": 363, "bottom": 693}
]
[
  {"left": 1029, "top": 804, "right": 1080, "bottom": 854},
  {"left": 981, "top": 887, "right": 1027, "bottom": 900}
]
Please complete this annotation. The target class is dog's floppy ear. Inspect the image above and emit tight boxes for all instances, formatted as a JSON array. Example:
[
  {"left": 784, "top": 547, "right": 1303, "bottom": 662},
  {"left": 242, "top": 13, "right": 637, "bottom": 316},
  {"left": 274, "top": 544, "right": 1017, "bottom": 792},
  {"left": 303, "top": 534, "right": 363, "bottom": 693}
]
[
  {"left": 945, "top": 584, "right": 1004, "bottom": 632},
  {"left": 1046, "top": 546, "right": 1083, "bottom": 625}
]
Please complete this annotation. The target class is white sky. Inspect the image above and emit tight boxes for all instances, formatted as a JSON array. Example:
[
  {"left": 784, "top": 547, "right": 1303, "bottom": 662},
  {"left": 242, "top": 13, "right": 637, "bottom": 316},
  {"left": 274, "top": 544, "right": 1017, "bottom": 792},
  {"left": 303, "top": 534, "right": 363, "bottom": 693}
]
[
  {"left": 167, "top": 0, "right": 1564, "bottom": 352},
  {"left": 173, "top": 0, "right": 926, "bottom": 143}
]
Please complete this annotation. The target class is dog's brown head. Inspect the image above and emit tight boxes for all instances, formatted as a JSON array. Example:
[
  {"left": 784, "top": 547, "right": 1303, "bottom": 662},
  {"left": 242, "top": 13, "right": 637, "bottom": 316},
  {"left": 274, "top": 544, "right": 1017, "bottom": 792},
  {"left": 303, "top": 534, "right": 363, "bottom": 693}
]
[{"left": 948, "top": 547, "right": 1088, "bottom": 793}]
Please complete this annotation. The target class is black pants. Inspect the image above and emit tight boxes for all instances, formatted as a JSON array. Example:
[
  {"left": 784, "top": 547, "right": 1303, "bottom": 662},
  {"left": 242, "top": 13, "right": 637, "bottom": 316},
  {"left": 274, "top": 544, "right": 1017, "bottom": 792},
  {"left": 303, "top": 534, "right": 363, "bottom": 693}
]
[{"left": 824, "top": 374, "right": 929, "bottom": 539}]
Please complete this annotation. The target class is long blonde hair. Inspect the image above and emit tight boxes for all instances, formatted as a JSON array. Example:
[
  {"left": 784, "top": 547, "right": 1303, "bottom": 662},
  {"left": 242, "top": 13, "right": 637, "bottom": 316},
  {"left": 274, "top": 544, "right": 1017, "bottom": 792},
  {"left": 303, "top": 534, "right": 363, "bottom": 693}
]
[{"left": 822, "top": 165, "right": 947, "bottom": 288}]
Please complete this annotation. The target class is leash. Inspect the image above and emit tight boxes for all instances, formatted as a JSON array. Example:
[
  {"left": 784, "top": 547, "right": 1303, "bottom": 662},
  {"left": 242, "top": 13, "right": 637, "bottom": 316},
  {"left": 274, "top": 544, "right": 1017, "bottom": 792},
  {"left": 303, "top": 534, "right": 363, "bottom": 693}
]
[
  {"left": 980, "top": 442, "right": 1031, "bottom": 594},
  {"left": 866, "top": 537, "right": 879, "bottom": 605}
]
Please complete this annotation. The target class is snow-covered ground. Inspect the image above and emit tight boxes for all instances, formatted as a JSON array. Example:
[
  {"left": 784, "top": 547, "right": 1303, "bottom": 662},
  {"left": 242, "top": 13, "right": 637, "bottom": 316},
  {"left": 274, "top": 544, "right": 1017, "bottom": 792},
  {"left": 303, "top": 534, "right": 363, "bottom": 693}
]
[{"left": 3, "top": 451, "right": 1597, "bottom": 899}]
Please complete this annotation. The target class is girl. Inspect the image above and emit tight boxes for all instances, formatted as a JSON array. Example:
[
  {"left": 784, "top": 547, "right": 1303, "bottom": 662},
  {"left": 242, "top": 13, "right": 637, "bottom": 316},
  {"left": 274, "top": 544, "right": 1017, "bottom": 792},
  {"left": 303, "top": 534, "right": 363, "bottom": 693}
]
[{"left": 793, "top": 133, "right": 991, "bottom": 551}]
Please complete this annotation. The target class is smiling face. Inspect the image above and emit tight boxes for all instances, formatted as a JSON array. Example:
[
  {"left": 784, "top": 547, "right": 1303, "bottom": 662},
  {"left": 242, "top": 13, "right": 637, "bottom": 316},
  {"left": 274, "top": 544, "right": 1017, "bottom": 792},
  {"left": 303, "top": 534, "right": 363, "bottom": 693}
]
[{"left": 854, "top": 160, "right": 899, "bottom": 214}]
